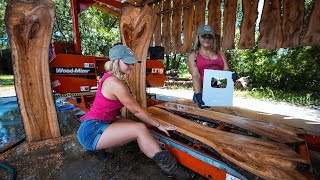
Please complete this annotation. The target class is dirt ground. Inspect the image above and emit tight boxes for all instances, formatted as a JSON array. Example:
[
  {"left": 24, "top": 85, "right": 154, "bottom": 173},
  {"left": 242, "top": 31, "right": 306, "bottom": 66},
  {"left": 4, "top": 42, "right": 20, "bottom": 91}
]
[{"left": 0, "top": 108, "right": 206, "bottom": 180}]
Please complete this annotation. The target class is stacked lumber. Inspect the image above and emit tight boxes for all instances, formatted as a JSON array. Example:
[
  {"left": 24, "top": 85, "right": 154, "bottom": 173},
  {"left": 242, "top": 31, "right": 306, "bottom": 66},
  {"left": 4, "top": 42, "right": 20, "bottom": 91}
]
[{"left": 147, "top": 102, "right": 312, "bottom": 179}]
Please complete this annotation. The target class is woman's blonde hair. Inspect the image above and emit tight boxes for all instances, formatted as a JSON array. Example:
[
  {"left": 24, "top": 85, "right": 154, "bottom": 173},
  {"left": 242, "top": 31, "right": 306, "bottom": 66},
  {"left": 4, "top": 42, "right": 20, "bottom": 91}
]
[
  {"left": 104, "top": 59, "right": 133, "bottom": 93},
  {"left": 104, "top": 60, "right": 124, "bottom": 80},
  {"left": 191, "top": 33, "right": 218, "bottom": 53}
]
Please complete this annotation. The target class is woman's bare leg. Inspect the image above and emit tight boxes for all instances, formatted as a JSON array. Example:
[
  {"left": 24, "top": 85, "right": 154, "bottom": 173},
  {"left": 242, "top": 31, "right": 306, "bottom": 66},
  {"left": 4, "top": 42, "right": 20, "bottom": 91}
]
[{"left": 95, "top": 118, "right": 161, "bottom": 158}]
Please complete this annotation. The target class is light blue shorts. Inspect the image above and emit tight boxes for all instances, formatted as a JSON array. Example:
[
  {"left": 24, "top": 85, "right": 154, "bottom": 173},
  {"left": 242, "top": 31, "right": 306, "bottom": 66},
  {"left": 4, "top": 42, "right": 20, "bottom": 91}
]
[{"left": 77, "top": 119, "right": 111, "bottom": 151}]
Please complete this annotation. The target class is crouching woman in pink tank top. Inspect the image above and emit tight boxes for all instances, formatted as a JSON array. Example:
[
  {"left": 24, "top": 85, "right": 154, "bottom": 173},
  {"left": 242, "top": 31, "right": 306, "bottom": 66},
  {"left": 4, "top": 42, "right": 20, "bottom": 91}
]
[{"left": 77, "top": 45, "right": 194, "bottom": 179}]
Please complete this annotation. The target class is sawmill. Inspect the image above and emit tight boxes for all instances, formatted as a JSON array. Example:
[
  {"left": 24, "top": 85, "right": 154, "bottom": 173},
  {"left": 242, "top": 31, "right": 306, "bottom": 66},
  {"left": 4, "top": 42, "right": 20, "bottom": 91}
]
[{"left": 2, "top": 0, "right": 320, "bottom": 179}]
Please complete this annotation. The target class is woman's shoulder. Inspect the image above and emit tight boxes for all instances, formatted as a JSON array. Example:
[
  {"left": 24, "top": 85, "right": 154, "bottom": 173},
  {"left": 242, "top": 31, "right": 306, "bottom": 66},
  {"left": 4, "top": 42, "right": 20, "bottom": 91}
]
[
  {"left": 217, "top": 51, "right": 225, "bottom": 56},
  {"left": 188, "top": 50, "right": 199, "bottom": 59}
]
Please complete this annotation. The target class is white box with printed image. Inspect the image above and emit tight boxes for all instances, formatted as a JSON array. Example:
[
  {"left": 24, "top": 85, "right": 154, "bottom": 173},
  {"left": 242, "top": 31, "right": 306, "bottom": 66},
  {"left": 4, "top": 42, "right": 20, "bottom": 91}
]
[{"left": 202, "top": 70, "right": 234, "bottom": 106}]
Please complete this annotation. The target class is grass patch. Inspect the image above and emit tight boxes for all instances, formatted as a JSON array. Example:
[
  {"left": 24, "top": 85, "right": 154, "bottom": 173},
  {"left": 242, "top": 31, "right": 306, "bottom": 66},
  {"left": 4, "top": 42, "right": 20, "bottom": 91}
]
[
  {"left": 0, "top": 75, "right": 14, "bottom": 87},
  {"left": 166, "top": 83, "right": 320, "bottom": 107}
]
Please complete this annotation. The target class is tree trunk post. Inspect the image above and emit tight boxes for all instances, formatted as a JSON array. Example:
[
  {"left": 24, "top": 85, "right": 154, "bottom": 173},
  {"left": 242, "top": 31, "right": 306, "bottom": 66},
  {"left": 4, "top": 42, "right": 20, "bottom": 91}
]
[{"left": 5, "top": 0, "right": 61, "bottom": 141}]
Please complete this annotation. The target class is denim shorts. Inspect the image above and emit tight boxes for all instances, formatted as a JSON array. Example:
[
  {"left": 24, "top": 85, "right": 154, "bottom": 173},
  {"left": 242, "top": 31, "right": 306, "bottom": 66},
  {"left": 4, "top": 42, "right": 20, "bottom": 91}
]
[{"left": 77, "top": 119, "right": 111, "bottom": 151}]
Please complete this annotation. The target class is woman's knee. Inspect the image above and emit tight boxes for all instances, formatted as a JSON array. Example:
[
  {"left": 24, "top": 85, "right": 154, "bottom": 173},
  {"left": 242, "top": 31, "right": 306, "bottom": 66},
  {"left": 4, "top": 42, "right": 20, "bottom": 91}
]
[{"left": 135, "top": 122, "right": 148, "bottom": 132}]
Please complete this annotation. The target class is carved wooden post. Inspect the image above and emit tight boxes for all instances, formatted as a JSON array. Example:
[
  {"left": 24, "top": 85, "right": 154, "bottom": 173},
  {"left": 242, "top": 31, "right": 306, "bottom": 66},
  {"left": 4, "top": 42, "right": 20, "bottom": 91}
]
[
  {"left": 5, "top": 0, "right": 60, "bottom": 141},
  {"left": 120, "top": 3, "right": 157, "bottom": 108}
]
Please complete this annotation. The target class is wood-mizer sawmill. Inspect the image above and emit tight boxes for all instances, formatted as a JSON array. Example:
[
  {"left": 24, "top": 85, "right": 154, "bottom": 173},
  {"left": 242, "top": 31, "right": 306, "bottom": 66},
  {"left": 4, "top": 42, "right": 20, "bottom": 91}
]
[{"left": 4, "top": 0, "right": 320, "bottom": 179}]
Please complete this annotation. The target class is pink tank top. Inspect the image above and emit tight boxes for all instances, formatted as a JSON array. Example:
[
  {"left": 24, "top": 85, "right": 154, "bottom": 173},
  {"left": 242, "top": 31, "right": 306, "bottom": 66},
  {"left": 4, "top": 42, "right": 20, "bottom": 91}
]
[
  {"left": 196, "top": 52, "right": 224, "bottom": 82},
  {"left": 80, "top": 73, "right": 124, "bottom": 122}
]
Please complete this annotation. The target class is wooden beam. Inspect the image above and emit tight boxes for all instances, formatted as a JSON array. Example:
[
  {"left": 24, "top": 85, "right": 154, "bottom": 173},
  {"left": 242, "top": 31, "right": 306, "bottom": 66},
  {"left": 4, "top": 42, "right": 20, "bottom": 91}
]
[
  {"left": 93, "top": 3, "right": 121, "bottom": 17},
  {"left": 171, "top": 0, "right": 182, "bottom": 53},
  {"left": 194, "top": 0, "right": 205, "bottom": 32},
  {"left": 302, "top": 0, "right": 320, "bottom": 46},
  {"left": 153, "top": 1, "right": 162, "bottom": 46},
  {"left": 148, "top": 107, "right": 308, "bottom": 179},
  {"left": 156, "top": 102, "right": 306, "bottom": 144},
  {"left": 258, "top": 0, "right": 282, "bottom": 49},
  {"left": 208, "top": 0, "right": 221, "bottom": 51},
  {"left": 222, "top": 0, "right": 237, "bottom": 50},
  {"left": 281, "top": 0, "right": 304, "bottom": 48},
  {"left": 96, "top": 0, "right": 122, "bottom": 9},
  {"left": 161, "top": 0, "right": 171, "bottom": 54},
  {"left": 120, "top": 3, "right": 157, "bottom": 108},
  {"left": 238, "top": 0, "right": 258, "bottom": 49},
  {"left": 5, "top": 0, "right": 61, "bottom": 141},
  {"left": 181, "top": 0, "right": 194, "bottom": 54}
]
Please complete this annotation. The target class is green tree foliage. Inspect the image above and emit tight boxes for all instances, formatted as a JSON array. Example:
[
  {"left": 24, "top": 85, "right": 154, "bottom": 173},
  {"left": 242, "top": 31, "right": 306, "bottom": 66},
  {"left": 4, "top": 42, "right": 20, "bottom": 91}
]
[
  {"left": 0, "top": 0, "right": 9, "bottom": 50},
  {"left": 226, "top": 46, "right": 320, "bottom": 93},
  {"left": 53, "top": 0, "right": 120, "bottom": 56}
]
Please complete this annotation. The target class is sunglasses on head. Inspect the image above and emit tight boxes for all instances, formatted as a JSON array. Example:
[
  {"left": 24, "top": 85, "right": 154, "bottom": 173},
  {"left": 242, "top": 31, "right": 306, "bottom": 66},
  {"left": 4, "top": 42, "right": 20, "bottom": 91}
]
[{"left": 201, "top": 34, "right": 214, "bottom": 39}]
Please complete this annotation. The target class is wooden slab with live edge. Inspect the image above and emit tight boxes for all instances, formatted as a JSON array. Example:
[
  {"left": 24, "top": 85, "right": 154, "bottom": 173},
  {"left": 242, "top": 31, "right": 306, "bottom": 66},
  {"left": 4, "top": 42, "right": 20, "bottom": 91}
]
[
  {"left": 147, "top": 107, "right": 309, "bottom": 180},
  {"left": 156, "top": 102, "right": 305, "bottom": 144},
  {"left": 173, "top": 99, "right": 320, "bottom": 133}
]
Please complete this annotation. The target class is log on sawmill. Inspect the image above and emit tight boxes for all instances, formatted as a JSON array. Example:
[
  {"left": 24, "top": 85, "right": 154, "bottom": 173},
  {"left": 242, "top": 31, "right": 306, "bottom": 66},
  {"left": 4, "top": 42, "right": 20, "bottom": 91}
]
[
  {"left": 156, "top": 102, "right": 306, "bottom": 144},
  {"left": 147, "top": 107, "right": 310, "bottom": 180},
  {"left": 5, "top": 0, "right": 60, "bottom": 141}
]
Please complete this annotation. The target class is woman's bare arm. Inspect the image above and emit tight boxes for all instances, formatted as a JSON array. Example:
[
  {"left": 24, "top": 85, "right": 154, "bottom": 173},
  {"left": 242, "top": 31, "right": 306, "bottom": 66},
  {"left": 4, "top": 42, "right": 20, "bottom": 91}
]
[
  {"left": 188, "top": 52, "right": 202, "bottom": 93},
  {"left": 101, "top": 77, "right": 176, "bottom": 135},
  {"left": 219, "top": 51, "right": 230, "bottom": 70}
]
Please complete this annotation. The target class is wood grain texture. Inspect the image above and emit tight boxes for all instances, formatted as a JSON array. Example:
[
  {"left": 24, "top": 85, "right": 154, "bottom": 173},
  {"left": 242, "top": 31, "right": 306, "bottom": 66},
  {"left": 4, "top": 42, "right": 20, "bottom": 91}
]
[
  {"left": 281, "top": 0, "right": 304, "bottom": 48},
  {"left": 5, "top": 0, "right": 60, "bottom": 141},
  {"left": 222, "top": 0, "right": 237, "bottom": 50},
  {"left": 171, "top": 0, "right": 182, "bottom": 53},
  {"left": 148, "top": 107, "right": 308, "bottom": 180},
  {"left": 120, "top": 3, "right": 157, "bottom": 108},
  {"left": 182, "top": 0, "right": 194, "bottom": 53},
  {"left": 153, "top": 2, "right": 162, "bottom": 46},
  {"left": 258, "top": 0, "right": 282, "bottom": 49},
  {"left": 302, "top": 0, "right": 320, "bottom": 46},
  {"left": 173, "top": 99, "right": 320, "bottom": 133},
  {"left": 208, "top": 0, "right": 221, "bottom": 51},
  {"left": 156, "top": 102, "right": 305, "bottom": 144},
  {"left": 194, "top": 0, "right": 206, "bottom": 31},
  {"left": 162, "top": 0, "right": 171, "bottom": 54},
  {"left": 238, "top": 0, "right": 258, "bottom": 49}
]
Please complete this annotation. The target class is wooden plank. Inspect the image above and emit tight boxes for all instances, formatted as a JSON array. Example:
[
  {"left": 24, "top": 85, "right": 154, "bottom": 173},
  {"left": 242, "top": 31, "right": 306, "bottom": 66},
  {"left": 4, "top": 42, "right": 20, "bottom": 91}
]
[
  {"left": 171, "top": 0, "right": 183, "bottom": 53},
  {"left": 120, "top": 3, "right": 157, "bottom": 108},
  {"left": 5, "top": 0, "right": 61, "bottom": 141},
  {"left": 238, "top": 0, "right": 258, "bottom": 49},
  {"left": 258, "top": 0, "right": 282, "bottom": 49},
  {"left": 302, "top": 0, "right": 320, "bottom": 46},
  {"left": 222, "top": 0, "right": 237, "bottom": 50},
  {"left": 173, "top": 99, "right": 320, "bottom": 133},
  {"left": 194, "top": 0, "right": 206, "bottom": 32},
  {"left": 182, "top": 0, "right": 194, "bottom": 53},
  {"left": 153, "top": 2, "right": 162, "bottom": 46},
  {"left": 156, "top": 102, "right": 305, "bottom": 144},
  {"left": 162, "top": 0, "right": 171, "bottom": 54},
  {"left": 281, "top": 0, "right": 304, "bottom": 48},
  {"left": 93, "top": 3, "right": 120, "bottom": 17},
  {"left": 147, "top": 107, "right": 308, "bottom": 179},
  {"left": 208, "top": 0, "right": 221, "bottom": 51}
]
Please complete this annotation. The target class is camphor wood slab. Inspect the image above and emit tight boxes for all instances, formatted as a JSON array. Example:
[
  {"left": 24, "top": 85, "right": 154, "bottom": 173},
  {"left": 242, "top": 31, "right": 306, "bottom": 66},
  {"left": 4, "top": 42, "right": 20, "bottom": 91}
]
[
  {"left": 156, "top": 102, "right": 305, "bottom": 144},
  {"left": 147, "top": 107, "right": 309, "bottom": 180}
]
